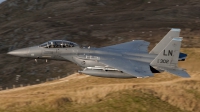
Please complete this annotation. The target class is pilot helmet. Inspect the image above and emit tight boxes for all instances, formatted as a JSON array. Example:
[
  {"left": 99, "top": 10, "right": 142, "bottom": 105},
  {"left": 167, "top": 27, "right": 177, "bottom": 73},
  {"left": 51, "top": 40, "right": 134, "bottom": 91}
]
[{"left": 50, "top": 41, "right": 54, "bottom": 45}]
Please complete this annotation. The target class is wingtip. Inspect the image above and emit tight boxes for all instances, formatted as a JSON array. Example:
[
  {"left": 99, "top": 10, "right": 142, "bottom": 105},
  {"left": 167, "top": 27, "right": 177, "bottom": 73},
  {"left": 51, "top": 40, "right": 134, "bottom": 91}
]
[
  {"left": 171, "top": 28, "right": 181, "bottom": 32},
  {"left": 172, "top": 37, "right": 183, "bottom": 41}
]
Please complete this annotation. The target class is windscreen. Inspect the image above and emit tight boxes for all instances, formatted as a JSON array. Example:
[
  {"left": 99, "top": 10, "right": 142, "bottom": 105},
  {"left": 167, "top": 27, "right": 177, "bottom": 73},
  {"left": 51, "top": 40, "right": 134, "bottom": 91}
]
[{"left": 39, "top": 40, "right": 78, "bottom": 48}]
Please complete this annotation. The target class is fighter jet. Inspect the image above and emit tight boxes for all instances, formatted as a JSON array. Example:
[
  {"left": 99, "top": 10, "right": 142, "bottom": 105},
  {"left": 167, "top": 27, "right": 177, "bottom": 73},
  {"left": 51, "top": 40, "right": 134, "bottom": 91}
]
[{"left": 7, "top": 28, "right": 190, "bottom": 78}]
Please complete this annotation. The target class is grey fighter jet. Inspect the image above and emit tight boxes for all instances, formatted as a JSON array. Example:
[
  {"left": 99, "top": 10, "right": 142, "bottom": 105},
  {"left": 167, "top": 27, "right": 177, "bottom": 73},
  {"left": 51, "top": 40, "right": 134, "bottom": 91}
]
[{"left": 7, "top": 29, "right": 190, "bottom": 78}]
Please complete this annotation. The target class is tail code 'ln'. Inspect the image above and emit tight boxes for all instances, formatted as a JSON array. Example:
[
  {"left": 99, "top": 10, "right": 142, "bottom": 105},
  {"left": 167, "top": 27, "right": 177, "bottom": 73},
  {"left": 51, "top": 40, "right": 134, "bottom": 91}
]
[{"left": 150, "top": 37, "right": 182, "bottom": 68}]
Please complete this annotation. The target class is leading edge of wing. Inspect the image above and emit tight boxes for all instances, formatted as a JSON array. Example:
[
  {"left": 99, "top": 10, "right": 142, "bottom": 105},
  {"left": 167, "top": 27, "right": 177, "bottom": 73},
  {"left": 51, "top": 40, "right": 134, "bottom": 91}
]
[
  {"left": 98, "top": 56, "right": 153, "bottom": 78},
  {"left": 99, "top": 40, "right": 150, "bottom": 53}
]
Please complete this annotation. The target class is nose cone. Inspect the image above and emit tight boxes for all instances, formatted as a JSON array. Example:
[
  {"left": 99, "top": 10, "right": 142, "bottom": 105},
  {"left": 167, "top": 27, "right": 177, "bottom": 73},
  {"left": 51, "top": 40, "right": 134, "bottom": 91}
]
[{"left": 7, "top": 48, "right": 30, "bottom": 57}]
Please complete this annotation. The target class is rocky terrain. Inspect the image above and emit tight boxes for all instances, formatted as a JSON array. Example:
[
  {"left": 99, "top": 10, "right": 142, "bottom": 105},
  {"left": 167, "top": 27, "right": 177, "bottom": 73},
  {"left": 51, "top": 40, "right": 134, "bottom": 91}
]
[{"left": 0, "top": 0, "right": 200, "bottom": 88}]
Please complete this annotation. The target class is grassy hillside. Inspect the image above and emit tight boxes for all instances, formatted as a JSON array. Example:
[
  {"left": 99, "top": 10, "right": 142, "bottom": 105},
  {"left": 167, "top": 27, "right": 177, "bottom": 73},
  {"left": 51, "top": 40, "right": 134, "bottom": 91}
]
[
  {"left": 0, "top": 0, "right": 200, "bottom": 112},
  {"left": 1, "top": 90, "right": 186, "bottom": 112},
  {"left": 0, "top": 48, "right": 199, "bottom": 112},
  {"left": 1, "top": 0, "right": 200, "bottom": 87}
]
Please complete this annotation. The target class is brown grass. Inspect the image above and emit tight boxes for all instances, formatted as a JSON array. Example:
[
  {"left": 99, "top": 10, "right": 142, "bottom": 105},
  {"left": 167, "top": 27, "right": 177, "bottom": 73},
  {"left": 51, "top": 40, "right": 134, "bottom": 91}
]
[{"left": 0, "top": 48, "right": 200, "bottom": 112}]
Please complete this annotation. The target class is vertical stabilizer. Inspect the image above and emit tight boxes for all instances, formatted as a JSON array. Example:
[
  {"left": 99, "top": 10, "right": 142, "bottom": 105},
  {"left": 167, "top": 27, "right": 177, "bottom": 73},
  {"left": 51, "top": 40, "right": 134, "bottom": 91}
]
[
  {"left": 149, "top": 28, "right": 181, "bottom": 54},
  {"left": 150, "top": 37, "right": 182, "bottom": 68},
  {"left": 150, "top": 37, "right": 190, "bottom": 77}
]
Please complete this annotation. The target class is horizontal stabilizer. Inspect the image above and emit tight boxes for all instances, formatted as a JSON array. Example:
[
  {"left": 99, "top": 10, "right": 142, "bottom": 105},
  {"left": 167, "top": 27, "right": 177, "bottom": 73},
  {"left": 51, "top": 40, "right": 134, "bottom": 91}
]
[
  {"left": 160, "top": 67, "right": 190, "bottom": 78},
  {"left": 179, "top": 53, "right": 187, "bottom": 61}
]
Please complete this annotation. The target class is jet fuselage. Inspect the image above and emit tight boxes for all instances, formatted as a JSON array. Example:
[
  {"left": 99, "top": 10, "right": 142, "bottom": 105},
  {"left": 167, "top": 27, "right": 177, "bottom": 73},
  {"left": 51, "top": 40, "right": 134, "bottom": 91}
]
[{"left": 7, "top": 41, "right": 158, "bottom": 78}]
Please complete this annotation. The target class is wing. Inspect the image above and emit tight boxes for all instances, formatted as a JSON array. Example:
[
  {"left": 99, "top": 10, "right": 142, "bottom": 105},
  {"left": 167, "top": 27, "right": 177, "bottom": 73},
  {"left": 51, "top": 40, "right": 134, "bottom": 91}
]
[
  {"left": 99, "top": 40, "right": 150, "bottom": 53},
  {"left": 99, "top": 56, "right": 153, "bottom": 78}
]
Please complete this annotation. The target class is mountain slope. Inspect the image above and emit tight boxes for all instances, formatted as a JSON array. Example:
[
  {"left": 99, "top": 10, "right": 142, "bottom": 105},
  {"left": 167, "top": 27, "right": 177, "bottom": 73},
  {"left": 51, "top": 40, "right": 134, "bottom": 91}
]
[
  {"left": 0, "top": 48, "right": 199, "bottom": 112},
  {"left": 0, "top": 0, "right": 200, "bottom": 97}
]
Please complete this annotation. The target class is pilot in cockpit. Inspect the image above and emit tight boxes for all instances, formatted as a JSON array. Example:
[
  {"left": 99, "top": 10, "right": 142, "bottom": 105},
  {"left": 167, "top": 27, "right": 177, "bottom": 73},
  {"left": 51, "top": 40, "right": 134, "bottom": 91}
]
[
  {"left": 49, "top": 41, "right": 54, "bottom": 48},
  {"left": 39, "top": 40, "right": 78, "bottom": 48}
]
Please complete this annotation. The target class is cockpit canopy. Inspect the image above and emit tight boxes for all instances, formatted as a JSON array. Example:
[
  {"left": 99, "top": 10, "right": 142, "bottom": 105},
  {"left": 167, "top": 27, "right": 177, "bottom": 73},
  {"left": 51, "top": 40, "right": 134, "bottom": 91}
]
[{"left": 39, "top": 40, "right": 78, "bottom": 48}]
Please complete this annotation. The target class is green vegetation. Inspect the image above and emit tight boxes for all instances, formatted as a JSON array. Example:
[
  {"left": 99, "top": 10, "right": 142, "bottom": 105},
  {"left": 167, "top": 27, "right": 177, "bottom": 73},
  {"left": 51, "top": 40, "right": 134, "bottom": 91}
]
[
  {"left": 186, "top": 89, "right": 200, "bottom": 100},
  {"left": 1, "top": 90, "right": 187, "bottom": 112}
]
